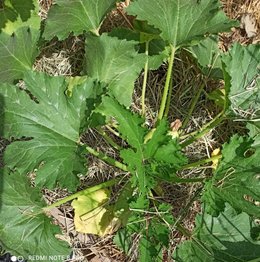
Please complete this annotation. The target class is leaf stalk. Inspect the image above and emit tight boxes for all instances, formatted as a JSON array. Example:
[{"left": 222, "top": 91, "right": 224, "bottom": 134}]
[
  {"left": 96, "top": 127, "right": 122, "bottom": 150},
  {"left": 43, "top": 178, "right": 120, "bottom": 211},
  {"left": 85, "top": 146, "right": 128, "bottom": 172},
  {"left": 182, "top": 82, "right": 205, "bottom": 129},
  {"left": 181, "top": 111, "right": 225, "bottom": 148},
  {"left": 157, "top": 45, "right": 176, "bottom": 122},
  {"left": 180, "top": 154, "right": 222, "bottom": 170},
  {"left": 141, "top": 41, "right": 149, "bottom": 117}
]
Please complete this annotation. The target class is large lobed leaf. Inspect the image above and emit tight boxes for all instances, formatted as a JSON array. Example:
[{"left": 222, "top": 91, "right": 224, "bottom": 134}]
[
  {"left": 0, "top": 170, "right": 71, "bottom": 261},
  {"left": 127, "top": 0, "right": 236, "bottom": 49},
  {"left": 0, "top": 0, "right": 40, "bottom": 83},
  {"left": 188, "top": 36, "right": 223, "bottom": 79},
  {"left": 85, "top": 34, "right": 145, "bottom": 107},
  {"left": 202, "top": 135, "right": 260, "bottom": 217},
  {"left": 0, "top": 72, "right": 100, "bottom": 191},
  {"left": 222, "top": 44, "right": 260, "bottom": 120},
  {"left": 0, "top": 0, "right": 40, "bottom": 34},
  {"left": 0, "top": 27, "right": 39, "bottom": 83},
  {"left": 174, "top": 204, "right": 260, "bottom": 261},
  {"left": 43, "top": 0, "right": 117, "bottom": 40},
  {"left": 247, "top": 121, "right": 260, "bottom": 148},
  {"left": 109, "top": 27, "right": 169, "bottom": 70}
]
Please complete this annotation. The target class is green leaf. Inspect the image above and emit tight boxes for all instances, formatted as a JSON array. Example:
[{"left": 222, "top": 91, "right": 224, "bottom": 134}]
[
  {"left": 127, "top": 0, "right": 237, "bottom": 49},
  {"left": 85, "top": 34, "right": 145, "bottom": 107},
  {"left": 0, "top": 72, "right": 100, "bottom": 191},
  {"left": 202, "top": 135, "right": 260, "bottom": 216},
  {"left": 97, "top": 101, "right": 187, "bottom": 190},
  {"left": 0, "top": 0, "right": 40, "bottom": 34},
  {"left": 207, "top": 88, "right": 226, "bottom": 108},
  {"left": 188, "top": 35, "right": 223, "bottom": 79},
  {"left": 97, "top": 95, "right": 149, "bottom": 193},
  {"left": 174, "top": 204, "right": 260, "bottom": 261},
  {"left": 43, "top": 0, "right": 117, "bottom": 40},
  {"left": 109, "top": 27, "right": 169, "bottom": 70},
  {"left": 121, "top": 148, "right": 151, "bottom": 193},
  {"left": 144, "top": 120, "right": 169, "bottom": 158},
  {"left": 139, "top": 237, "right": 158, "bottom": 262},
  {"left": 142, "top": 39, "right": 169, "bottom": 70},
  {"left": 114, "top": 228, "right": 132, "bottom": 255},
  {"left": 97, "top": 95, "right": 145, "bottom": 148},
  {"left": 113, "top": 181, "right": 133, "bottom": 226},
  {"left": 153, "top": 139, "right": 187, "bottom": 168},
  {"left": 114, "top": 200, "right": 173, "bottom": 261},
  {"left": 247, "top": 121, "right": 260, "bottom": 148},
  {"left": 0, "top": 170, "right": 71, "bottom": 261},
  {"left": 222, "top": 44, "right": 260, "bottom": 120},
  {"left": 133, "top": 20, "right": 161, "bottom": 42},
  {"left": 0, "top": 27, "right": 39, "bottom": 83},
  {"left": 144, "top": 120, "right": 188, "bottom": 174}
]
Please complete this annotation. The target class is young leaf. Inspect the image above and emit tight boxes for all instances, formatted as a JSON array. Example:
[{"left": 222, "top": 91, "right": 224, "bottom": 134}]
[
  {"left": 0, "top": 0, "right": 40, "bottom": 34},
  {"left": 174, "top": 203, "right": 260, "bottom": 261},
  {"left": 97, "top": 100, "right": 187, "bottom": 190},
  {"left": 0, "top": 27, "right": 39, "bottom": 83},
  {"left": 127, "top": 0, "right": 237, "bottom": 49},
  {"left": 0, "top": 170, "right": 71, "bottom": 261},
  {"left": 144, "top": 120, "right": 188, "bottom": 174},
  {"left": 97, "top": 95, "right": 150, "bottom": 193},
  {"left": 85, "top": 34, "right": 145, "bottom": 106},
  {"left": 97, "top": 95, "right": 146, "bottom": 148},
  {"left": 43, "top": 0, "right": 117, "bottom": 40},
  {"left": 222, "top": 44, "right": 260, "bottom": 120},
  {"left": 0, "top": 72, "right": 100, "bottom": 191},
  {"left": 202, "top": 135, "right": 260, "bottom": 216}
]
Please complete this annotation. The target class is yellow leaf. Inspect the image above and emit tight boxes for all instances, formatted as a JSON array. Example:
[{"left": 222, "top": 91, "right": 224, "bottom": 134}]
[{"left": 72, "top": 189, "right": 119, "bottom": 236}]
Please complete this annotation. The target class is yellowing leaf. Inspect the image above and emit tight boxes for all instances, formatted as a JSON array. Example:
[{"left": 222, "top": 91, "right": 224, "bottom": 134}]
[
  {"left": 211, "top": 148, "right": 221, "bottom": 170},
  {"left": 72, "top": 189, "right": 117, "bottom": 236}
]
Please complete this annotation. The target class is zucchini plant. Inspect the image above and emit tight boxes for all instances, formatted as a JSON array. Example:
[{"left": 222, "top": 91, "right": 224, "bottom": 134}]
[{"left": 0, "top": 0, "right": 259, "bottom": 261}]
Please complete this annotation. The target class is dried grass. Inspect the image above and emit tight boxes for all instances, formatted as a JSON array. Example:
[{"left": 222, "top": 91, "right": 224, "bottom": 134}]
[{"left": 220, "top": 0, "right": 260, "bottom": 47}]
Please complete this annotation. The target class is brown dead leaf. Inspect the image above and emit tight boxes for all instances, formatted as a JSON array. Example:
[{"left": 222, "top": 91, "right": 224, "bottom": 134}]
[{"left": 241, "top": 13, "right": 258, "bottom": 38}]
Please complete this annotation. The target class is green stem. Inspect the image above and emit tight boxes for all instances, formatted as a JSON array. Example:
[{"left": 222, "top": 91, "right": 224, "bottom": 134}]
[
  {"left": 157, "top": 45, "right": 176, "bottom": 122},
  {"left": 43, "top": 178, "right": 120, "bottom": 211},
  {"left": 141, "top": 41, "right": 149, "bottom": 117},
  {"left": 182, "top": 82, "right": 205, "bottom": 130},
  {"left": 86, "top": 146, "right": 128, "bottom": 172},
  {"left": 106, "top": 124, "right": 120, "bottom": 137},
  {"left": 164, "top": 74, "right": 173, "bottom": 117},
  {"left": 174, "top": 221, "right": 192, "bottom": 237},
  {"left": 96, "top": 127, "right": 121, "bottom": 150},
  {"left": 181, "top": 155, "right": 222, "bottom": 170},
  {"left": 181, "top": 111, "right": 225, "bottom": 148}
]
